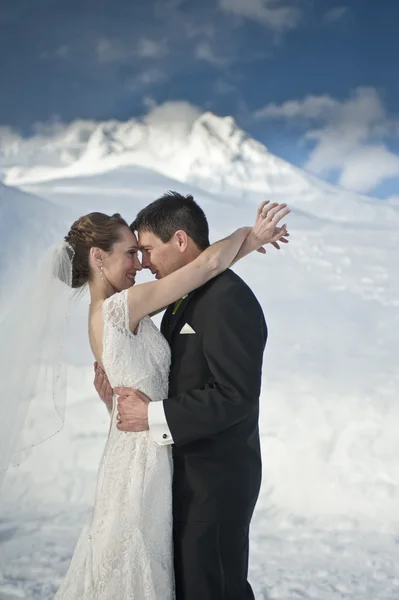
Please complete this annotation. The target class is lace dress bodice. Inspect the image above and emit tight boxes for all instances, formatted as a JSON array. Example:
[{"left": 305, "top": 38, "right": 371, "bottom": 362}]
[{"left": 102, "top": 289, "right": 171, "bottom": 405}]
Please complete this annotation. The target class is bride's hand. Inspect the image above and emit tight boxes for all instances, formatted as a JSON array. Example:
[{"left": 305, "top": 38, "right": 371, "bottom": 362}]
[{"left": 251, "top": 200, "right": 290, "bottom": 252}]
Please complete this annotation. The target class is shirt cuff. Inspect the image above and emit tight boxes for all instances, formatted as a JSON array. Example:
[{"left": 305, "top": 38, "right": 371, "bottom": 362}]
[{"left": 148, "top": 401, "right": 174, "bottom": 446}]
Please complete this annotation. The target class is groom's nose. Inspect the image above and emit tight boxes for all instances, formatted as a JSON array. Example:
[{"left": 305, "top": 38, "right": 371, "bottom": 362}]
[
  {"left": 140, "top": 252, "right": 152, "bottom": 270},
  {"left": 134, "top": 254, "right": 142, "bottom": 270}
]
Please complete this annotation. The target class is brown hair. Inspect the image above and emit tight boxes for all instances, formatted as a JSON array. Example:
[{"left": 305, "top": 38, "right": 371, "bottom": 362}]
[
  {"left": 65, "top": 212, "right": 129, "bottom": 288},
  {"left": 131, "top": 191, "right": 210, "bottom": 250}
]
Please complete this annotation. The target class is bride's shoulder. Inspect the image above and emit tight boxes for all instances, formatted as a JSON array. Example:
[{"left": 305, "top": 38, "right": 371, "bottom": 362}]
[
  {"left": 103, "top": 289, "right": 128, "bottom": 308},
  {"left": 102, "top": 289, "right": 129, "bottom": 322},
  {"left": 103, "top": 289, "right": 148, "bottom": 336}
]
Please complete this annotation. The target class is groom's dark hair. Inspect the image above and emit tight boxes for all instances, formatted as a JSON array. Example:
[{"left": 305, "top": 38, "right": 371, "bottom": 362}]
[{"left": 131, "top": 191, "right": 210, "bottom": 250}]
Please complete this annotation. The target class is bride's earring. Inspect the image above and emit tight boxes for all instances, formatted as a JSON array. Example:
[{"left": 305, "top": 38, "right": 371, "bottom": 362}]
[{"left": 100, "top": 264, "right": 105, "bottom": 281}]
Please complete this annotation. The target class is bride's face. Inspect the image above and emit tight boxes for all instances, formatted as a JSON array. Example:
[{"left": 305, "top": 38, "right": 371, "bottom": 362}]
[{"left": 102, "top": 227, "right": 142, "bottom": 291}]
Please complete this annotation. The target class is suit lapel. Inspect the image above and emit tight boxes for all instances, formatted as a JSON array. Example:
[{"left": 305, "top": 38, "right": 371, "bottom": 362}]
[{"left": 161, "top": 304, "right": 174, "bottom": 341}]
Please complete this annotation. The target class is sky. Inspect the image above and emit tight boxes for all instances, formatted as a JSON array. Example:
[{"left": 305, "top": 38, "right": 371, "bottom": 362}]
[{"left": 0, "top": 0, "right": 398, "bottom": 199}]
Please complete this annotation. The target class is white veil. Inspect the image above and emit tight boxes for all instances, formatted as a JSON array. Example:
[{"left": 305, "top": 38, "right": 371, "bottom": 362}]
[{"left": 0, "top": 241, "right": 75, "bottom": 492}]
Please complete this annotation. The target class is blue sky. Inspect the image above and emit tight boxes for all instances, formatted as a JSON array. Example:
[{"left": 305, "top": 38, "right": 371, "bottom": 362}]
[{"left": 1, "top": 0, "right": 398, "bottom": 199}]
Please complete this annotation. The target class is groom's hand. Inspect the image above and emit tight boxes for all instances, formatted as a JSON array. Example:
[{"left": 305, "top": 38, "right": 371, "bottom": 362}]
[
  {"left": 94, "top": 362, "right": 113, "bottom": 405},
  {"left": 271, "top": 230, "right": 290, "bottom": 250},
  {"left": 114, "top": 387, "right": 151, "bottom": 432}
]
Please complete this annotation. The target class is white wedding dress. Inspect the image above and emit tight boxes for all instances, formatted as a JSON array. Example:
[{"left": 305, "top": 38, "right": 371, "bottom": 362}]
[{"left": 54, "top": 289, "right": 174, "bottom": 600}]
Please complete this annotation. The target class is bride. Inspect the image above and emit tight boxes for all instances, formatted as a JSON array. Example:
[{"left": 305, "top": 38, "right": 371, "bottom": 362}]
[{"left": 0, "top": 200, "right": 288, "bottom": 600}]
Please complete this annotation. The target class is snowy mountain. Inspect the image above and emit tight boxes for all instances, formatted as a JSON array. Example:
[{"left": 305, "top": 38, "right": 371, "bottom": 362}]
[
  {"left": 0, "top": 104, "right": 262, "bottom": 185},
  {"left": 1, "top": 103, "right": 396, "bottom": 225},
  {"left": 0, "top": 107, "right": 399, "bottom": 598}
]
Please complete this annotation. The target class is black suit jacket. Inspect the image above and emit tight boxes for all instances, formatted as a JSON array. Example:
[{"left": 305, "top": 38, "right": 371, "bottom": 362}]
[{"left": 161, "top": 269, "right": 267, "bottom": 523}]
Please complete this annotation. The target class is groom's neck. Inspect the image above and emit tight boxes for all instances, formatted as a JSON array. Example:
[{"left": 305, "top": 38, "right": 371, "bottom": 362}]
[{"left": 181, "top": 244, "right": 202, "bottom": 266}]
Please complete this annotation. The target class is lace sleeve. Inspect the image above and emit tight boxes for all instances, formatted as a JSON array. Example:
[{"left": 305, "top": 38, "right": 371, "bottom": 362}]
[{"left": 102, "top": 289, "right": 130, "bottom": 332}]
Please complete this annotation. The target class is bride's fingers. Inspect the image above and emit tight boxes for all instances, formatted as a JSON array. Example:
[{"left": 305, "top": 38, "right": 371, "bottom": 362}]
[
  {"left": 271, "top": 207, "right": 291, "bottom": 225},
  {"left": 260, "top": 202, "right": 280, "bottom": 221},
  {"left": 262, "top": 202, "right": 287, "bottom": 220},
  {"left": 268, "top": 206, "right": 289, "bottom": 221},
  {"left": 257, "top": 200, "right": 271, "bottom": 219}
]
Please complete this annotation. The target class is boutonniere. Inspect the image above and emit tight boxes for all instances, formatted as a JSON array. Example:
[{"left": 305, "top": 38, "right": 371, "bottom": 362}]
[{"left": 172, "top": 294, "right": 188, "bottom": 314}]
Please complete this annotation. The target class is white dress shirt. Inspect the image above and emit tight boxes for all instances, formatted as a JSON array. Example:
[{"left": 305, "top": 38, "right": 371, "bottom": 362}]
[
  {"left": 148, "top": 295, "right": 189, "bottom": 446},
  {"left": 148, "top": 400, "right": 174, "bottom": 445}
]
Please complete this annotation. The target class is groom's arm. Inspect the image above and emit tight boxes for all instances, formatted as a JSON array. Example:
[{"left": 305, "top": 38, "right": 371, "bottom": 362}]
[{"left": 157, "top": 283, "right": 267, "bottom": 447}]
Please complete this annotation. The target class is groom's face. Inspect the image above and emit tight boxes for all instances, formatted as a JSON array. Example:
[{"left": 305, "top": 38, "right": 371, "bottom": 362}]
[{"left": 138, "top": 230, "right": 185, "bottom": 279}]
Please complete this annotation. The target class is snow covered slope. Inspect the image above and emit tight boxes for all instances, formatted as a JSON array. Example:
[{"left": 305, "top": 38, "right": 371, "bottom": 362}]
[
  {"left": 0, "top": 108, "right": 398, "bottom": 598},
  {"left": 1, "top": 168, "right": 398, "bottom": 523}
]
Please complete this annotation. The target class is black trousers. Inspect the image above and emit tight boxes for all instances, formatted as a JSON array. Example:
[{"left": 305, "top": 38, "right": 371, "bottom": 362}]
[{"left": 173, "top": 521, "right": 255, "bottom": 600}]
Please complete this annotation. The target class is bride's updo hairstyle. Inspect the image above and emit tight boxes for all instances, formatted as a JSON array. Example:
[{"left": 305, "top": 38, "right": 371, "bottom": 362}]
[{"left": 65, "top": 212, "right": 129, "bottom": 288}]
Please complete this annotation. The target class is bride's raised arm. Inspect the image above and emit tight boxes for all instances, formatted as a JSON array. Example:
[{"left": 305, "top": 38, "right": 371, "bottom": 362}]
[{"left": 126, "top": 201, "right": 289, "bottom": 332}]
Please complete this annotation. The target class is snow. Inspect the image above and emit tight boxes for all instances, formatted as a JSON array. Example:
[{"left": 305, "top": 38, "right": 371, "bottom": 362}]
[{"left": 0, "top": 108, "right": 398, "bottom": 598}]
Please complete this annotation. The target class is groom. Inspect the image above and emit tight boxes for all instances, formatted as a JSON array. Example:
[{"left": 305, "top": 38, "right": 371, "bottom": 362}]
[{"left": 95, "top": 191, "right": 285, "bottom": 599}]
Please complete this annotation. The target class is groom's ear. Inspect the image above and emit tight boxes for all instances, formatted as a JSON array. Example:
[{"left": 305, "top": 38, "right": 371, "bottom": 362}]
[{"left": 174, "top": 230, "right": 189, "bottom": 253}]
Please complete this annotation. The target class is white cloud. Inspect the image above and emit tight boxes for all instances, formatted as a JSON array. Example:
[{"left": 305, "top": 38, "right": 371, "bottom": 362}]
[
  {"left": 39, "top": 45, "right": 69, "bottom": 60},
  {"left": 96, "top": 38, "right": 168, "bottom": 63},
  {"left": 126, "top": 68, "right": 167, "bottom": 92},
  {"left": 195, "top": 41, "right": 227, "bottom": 66},
  {"left": 322, "top": 6, "right": 349, "bottom": 24},
  {"left": 254, "top": 87, "right": 399, "bottom": 194},
  {"left": 139, "top": 69, "right": 165, "bottom": 85},
  {"left": 255, "top": 94, "right": 338, "bottom": 120},
  {"left": 143, "top": 101, "right": 202, "bottom": 135},
  {"left": 137, "top": 38, "right": 169, "bottom": 59},
  {"left": 153, "top": 0, "right": 215, "bottom": 40},
  {"left": 141, "top": 96, "right": 157, "bottom": 110},
  {"left": 310, "top": 144, "right": 399, "bottom": 193},
  {"left": 96, "top": 39, "right": 127, "bottom": 63},
  {"left": 183, "top": 22, "right": 216, "bottom": 40},
  {"left": 219, "top": 0, "right": 301, "bottom": 31}
]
